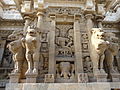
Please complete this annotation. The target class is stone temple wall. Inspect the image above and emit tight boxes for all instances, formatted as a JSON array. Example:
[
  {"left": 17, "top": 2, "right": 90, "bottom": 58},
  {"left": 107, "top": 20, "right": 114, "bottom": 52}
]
[{"left": 0, "top": 0, "right": 120, "bottom": 90}]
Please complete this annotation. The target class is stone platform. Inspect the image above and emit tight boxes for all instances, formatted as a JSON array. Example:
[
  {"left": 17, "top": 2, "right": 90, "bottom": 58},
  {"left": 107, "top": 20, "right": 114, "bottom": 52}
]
[{"left": 5, "top": 82, "right": 120, "bottom": 90}]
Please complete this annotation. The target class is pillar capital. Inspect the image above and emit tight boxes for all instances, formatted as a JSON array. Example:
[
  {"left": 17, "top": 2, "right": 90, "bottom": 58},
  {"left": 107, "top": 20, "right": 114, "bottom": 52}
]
[
  {"left": 74, "top": 15, "right": 81, "bottom": 21},
  {"left": 50, "top": 15, "right": 56, "bottom": 20},
  {"left": 36, "top": 11, "right": 44, "bottom": 16},
  {"left": 23, "top": 15, "right": 31, "bottom": 20},
  {"left": 85, "top": 14, "right": 93, "bottom": 19}
]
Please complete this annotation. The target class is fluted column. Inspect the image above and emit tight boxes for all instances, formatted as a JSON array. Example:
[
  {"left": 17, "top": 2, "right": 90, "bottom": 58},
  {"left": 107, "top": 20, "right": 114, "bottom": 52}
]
[
  {"left": 48, "top": 15, "right": 56, "bottom": 74},
  {"left": 74, "top": 16, "right": 83, "bottom": 74}
]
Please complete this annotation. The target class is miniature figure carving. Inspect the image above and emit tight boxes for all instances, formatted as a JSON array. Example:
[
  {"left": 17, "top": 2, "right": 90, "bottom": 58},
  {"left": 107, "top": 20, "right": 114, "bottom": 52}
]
[
  {"left": 7, "top": 32, "right": 25, "bottom": 74},
  {"left": 83, "top": 56, "right": 93, "bottom": 73},
  {"left": 90, "top": 28, "right": 109, "bottom": 74},
  {"left": 21, "top": 26, "right": 41, "bottom": 75}
]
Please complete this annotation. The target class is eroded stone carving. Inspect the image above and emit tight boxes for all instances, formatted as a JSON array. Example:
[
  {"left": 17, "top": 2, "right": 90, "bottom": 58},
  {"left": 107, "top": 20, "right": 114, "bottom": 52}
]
[
  {"left": 90, "top": 28, "right": 109, "bottom": 74},
  {"left": 57, "top": 62, "right": 75, "bottom": 79},
  {"left": 105, "top": 33, "right": 119, "bottom": 73},
  {"left": 55, "top": 25, "right": 74, "bottom": 57},
  {"left": 7, "top": 31, "right": 25, "bottom": 74},
  {"left": 21, "top": 26, "right": 41, "bottom": 75}
]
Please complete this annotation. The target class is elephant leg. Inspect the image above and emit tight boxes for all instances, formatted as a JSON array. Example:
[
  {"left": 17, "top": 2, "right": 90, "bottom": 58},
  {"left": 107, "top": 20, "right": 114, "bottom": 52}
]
[{"left": 25, "top": 52, "right": 32, "bottom": 74}]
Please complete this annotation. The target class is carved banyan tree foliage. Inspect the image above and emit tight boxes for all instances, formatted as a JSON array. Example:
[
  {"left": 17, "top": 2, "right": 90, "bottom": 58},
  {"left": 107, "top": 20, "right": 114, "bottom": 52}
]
[{"left": 55, "top": 24, "right": 74, "bottom": 57}]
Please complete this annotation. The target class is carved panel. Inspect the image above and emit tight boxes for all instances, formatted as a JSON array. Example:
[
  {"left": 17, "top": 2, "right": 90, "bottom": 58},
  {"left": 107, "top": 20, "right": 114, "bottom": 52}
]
[{"left": 55, "top": 24, "right": 74, "bottom": 57}]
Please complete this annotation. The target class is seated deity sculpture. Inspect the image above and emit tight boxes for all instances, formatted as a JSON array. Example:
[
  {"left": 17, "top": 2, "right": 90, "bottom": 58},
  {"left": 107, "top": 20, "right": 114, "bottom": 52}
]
[
  {"left": 7, "top": 31, "right": 25, "bottom": 74},
  {"left": 21, "top": 26, "right": 41, "bottom": 75},
  {"left": 90, "top": 28, "right": 109, "bottom": 74}
]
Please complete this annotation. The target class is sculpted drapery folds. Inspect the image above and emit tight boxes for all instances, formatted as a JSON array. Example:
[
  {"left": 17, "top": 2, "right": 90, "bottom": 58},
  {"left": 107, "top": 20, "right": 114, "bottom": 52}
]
[
  {"left": 90, "top": 28, "right": 109, "bottom": 74},
  {"left": 21, "top": 26, "right": 41, "bottom": 75}
]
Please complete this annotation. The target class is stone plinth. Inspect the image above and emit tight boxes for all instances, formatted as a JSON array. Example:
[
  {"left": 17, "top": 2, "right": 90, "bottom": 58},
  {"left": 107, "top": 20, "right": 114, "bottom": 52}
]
[
  {"left": 9, "top": 73, "right": 20, "bottom": 83},
  {"left": 94, "top": 72, "right": 107, "bottom": 82},
  {"left": 78, "top": 73, "right": 88, "bottom": 83},
  {"left": 111, "top": 73, "right": 120, "bottom": 82},
  {"left": 44, "top": 74, "right": 54, "bottom": 83},
  {"left": 26, "top": 73, "right": 38, "bottom": 83},
  {"left": 5, "top": 82, "right": 117, "bottom": 90}
]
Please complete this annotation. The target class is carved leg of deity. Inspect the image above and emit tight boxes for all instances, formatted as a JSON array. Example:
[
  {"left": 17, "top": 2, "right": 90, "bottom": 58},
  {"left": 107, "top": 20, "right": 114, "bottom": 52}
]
[
  {"left": 33, "top": 52, "right": 39, "bottom": 74},
  {"left": 25, "top": 52, "right": 33, "bottom": 75},
  {"left": 99, "top": 54, "right": 106, "bottom": 73}
]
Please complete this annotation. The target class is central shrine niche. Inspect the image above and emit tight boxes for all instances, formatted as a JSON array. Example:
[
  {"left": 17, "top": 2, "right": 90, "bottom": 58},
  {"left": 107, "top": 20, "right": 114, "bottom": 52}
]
[{"left": 55, "top": 23, "right": 75, "bottom": 82}]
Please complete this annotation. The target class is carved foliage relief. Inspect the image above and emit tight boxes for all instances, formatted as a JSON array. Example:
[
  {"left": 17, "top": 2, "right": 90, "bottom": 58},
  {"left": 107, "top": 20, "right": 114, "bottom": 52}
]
[{"left": 55, "top": 24, "right": 74, "bottom": 57}]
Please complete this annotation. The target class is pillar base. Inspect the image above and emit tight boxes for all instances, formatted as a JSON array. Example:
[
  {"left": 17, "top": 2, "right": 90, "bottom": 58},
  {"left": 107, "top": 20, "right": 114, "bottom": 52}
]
[
  {"left": 111, "top": 73, "right": 120, "bottom": 82},
  {"left": 78, "top": 73, "right": 88, "bottom": 83},
  {"left": 9, "top": 73, "right": 20, "bottom": 83},
  {"left": 94, "top": 71, "right": 107, "bottom": 82},
  {"left": 26, "top": 73, "right": 38, "bottom": 83},
  {"left": 44, "top": 74, "right": 54, "bottom": 83}
]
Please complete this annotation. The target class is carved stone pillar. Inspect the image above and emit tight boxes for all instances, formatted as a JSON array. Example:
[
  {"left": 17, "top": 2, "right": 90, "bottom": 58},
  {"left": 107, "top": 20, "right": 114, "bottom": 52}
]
[
  {"left": 47, "top": 15, "right": 56, "bottom": 83},
  {"left": 23, "top": 16, "right": 31, "bottom": 32},
  {"left": 0, "top": 37, "right": 6, "bottom": 64},
  {"left": 96, "top": 15, "right": 104, "bottom": 28},
  {"left": 74, "top": 16, "right": 84, "bottom": 82},
  {"left": 85, "top": 14, "right": 93, "bottom": 35},
  {"left": 36, "top": 11, "right": 44, "bottom": 28}
]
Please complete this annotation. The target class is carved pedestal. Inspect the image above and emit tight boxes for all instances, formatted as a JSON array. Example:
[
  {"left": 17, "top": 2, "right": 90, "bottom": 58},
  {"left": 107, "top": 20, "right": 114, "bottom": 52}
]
[
  {"left": 26, "top": 73, "right": 38, "bottom": 83},
  {"left": 94, "top": 72, "right": 107, "bottom": 82},
  {"left": 44, "top": 74, "right": 54, "bottom": 83},
  {"left": 9, "top": 73, "right": 20, "bottom": 83},
  {"left": 111, "top": 73, "right": 120, "bottom": 82},
  {"left": 78, "top": 73, "right": 88, "bottom": 83}
]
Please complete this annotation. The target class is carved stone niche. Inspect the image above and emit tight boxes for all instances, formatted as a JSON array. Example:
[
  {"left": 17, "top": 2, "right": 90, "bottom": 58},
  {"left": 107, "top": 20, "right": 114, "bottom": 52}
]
[{"left": 56, "top": 61, "right": 75, "bottom": 83}]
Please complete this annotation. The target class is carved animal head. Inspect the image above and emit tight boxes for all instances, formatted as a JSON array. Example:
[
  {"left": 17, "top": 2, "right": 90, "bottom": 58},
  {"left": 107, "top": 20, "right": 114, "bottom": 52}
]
[
  {"left": 91, "top": 28, "right": 109, "bottom": 54},
  {"left": 26, "top": 26, "right": 40, "bottom": 37},
  {"left": 91, "top": 28, "right": 105, "bottom": 40},
  {"left": 8, "top": 30, "right": 24, "bottom": 41}
]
